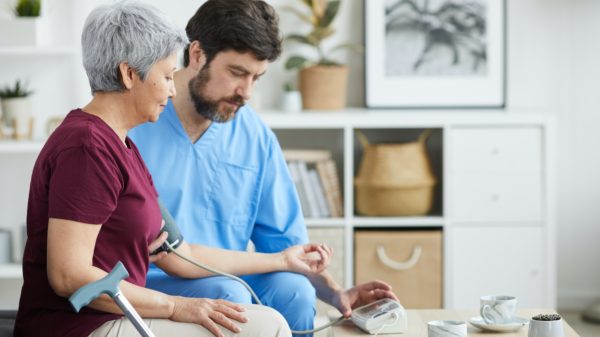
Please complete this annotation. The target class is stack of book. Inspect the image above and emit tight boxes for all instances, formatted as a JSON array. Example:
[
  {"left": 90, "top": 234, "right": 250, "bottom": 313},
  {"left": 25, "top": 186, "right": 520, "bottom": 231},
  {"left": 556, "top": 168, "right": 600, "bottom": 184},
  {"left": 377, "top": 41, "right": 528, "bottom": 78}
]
[{"left": 283, "top": 149, "right": 344, "bottom": 218}]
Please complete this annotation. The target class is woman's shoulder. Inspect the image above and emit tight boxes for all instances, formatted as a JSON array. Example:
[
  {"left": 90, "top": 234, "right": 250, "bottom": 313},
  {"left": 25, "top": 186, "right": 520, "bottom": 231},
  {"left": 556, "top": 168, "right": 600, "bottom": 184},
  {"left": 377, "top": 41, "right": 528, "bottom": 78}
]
[{"left": 45, "top": 109, "right": 120, "bottom": 156}]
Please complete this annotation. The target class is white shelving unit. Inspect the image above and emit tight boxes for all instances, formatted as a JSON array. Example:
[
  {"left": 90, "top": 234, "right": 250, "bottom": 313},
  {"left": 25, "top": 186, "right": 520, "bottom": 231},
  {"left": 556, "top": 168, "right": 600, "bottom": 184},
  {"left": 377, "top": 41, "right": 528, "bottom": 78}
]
[
  {"left": 0, "top": 110, "right": 556, "bottom": 311},
  {"left": 262, "top": 109, "right": 556, "bottom": 310}
]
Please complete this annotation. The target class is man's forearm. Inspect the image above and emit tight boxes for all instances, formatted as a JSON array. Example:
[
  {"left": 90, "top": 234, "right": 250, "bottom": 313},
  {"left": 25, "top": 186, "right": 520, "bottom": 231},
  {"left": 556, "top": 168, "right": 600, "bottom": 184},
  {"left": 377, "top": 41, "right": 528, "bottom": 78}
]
[
  {"left": 156, "top": 242, "right": 286, "bottom": 278},
  {"left": 307, "top": 269, "right": 344, "bottom": 306}
]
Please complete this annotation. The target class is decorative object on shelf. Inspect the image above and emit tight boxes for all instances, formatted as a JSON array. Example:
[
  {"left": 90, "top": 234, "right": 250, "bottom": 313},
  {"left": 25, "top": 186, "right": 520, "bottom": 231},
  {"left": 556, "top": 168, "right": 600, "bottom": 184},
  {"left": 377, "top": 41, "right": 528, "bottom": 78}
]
[
  {"left": 278, "top": 82, "right": 302, "bottom": 112},
  {"left": 354, "top": 130, "right": 436, "bottom": 216},
  {"left": 0, "top": 79, "right": 34, "bottom": 140},
  {"left": 528, "top": 314, "right": 564, "bottom": 337},
  {"left": 15, "top": 0, "right": 41, "bottom": 17},
  {"left": 0, "top": 0, "right": 49, "bottom": 46},
  {"left": 365, "top": 0, "right": 506, "bottom": 108},
  {"left": 283, "top": 0, "right": 361, "bottom": 110}
]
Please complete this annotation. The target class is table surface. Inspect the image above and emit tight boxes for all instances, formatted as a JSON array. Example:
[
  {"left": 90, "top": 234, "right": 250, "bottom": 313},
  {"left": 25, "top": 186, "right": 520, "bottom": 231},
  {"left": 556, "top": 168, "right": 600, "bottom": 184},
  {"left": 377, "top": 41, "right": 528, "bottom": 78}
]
[{"left": 331, "top": 309, "right": 580, "bottom": 337}]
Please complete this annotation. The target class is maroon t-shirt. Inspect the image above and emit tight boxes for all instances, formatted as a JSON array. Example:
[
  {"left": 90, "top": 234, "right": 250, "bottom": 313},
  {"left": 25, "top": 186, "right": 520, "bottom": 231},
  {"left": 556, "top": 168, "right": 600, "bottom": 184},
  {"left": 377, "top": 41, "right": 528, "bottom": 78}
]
[{"left": 14, "top": 109, "right": 162, "bottom": 337}]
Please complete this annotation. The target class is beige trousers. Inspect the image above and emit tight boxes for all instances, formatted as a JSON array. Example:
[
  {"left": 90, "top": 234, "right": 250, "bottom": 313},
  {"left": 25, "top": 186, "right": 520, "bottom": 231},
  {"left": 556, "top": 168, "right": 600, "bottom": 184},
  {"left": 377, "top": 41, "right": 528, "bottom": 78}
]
[{"left": 88, "top": 304, "right": 291, "bottom": 337}]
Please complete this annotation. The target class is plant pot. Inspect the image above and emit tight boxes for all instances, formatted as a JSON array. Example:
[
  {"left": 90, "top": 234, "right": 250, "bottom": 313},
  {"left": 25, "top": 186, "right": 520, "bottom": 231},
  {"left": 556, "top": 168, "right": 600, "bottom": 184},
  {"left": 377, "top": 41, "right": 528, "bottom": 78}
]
[
  {"left": 279, "top": 90, "right": 302, "bottom": 112},
  {"left": 1, "top": 97, "right": 32, "bottom": 128},
  {"left": 299, "top": 65, "right": 348, "bottom": 110},
  {"left": 528, "top": 316, "right": 564, "bottom": 337},
  {"left": 0, "top": 17, "right": 50, "bottom": 46}
]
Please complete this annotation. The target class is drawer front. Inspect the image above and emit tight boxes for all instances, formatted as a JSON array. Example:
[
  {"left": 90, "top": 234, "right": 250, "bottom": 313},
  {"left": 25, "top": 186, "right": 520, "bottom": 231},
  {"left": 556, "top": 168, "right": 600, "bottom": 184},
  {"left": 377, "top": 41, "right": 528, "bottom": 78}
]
[
  {"left": 354, "top": 230, "right": 442, "bottom": 309},
  {"left": 450, "top": 128, "right": 542, "bottom": 173},
  {"left": 451, "top": 173, "right": 543, "bottom": 222},
  {"left": 448, "top": 226, "right": 544, "bottom": 308}
]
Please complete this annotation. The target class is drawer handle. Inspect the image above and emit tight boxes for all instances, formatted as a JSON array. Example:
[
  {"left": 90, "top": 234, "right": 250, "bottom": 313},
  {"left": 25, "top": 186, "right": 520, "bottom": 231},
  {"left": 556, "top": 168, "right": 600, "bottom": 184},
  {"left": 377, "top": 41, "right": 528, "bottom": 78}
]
[{"left": 376, "top": 245, "right": 422, "bottom": 271}]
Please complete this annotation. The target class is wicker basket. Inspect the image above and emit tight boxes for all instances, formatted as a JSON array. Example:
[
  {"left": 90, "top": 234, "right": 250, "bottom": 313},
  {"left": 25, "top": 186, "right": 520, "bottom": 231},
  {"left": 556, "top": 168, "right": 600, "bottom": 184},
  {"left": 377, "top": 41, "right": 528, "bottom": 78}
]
[{"left": 354, "top": 130, "right": 436, "bottom": 216}]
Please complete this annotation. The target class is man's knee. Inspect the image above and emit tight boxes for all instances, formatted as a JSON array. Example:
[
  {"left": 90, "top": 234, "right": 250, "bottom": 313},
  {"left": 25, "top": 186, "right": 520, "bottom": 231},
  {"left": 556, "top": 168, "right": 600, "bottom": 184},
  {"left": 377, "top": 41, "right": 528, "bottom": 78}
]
[
  {"left": 275, "top": 273, "right": 316, "bottom": 310},
  {"left": 248, "top": 272, "right": 316, "bottom": 322}
]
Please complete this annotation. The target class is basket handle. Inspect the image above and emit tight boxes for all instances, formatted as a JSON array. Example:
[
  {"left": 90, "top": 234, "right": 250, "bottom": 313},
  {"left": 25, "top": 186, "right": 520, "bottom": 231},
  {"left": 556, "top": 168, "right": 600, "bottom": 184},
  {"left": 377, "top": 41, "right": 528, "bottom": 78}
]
[
  {"left": 355, "top": 130, "right": 370, "bottom": 148},
  {"left": 376, "top": 245, "right": 422, "bottom": 271},
  {"left": 418, "top": 129, "right": 432, "bottom": 145}
]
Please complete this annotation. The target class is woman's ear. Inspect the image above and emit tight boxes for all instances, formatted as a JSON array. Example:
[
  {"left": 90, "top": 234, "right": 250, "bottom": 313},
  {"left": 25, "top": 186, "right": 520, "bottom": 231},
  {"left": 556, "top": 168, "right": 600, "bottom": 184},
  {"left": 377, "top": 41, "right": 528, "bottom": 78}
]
[
  {"left": 188, "top": 41, "right": 207, "bottom": 71},
  {"left": 118, "top": 62, "right": 136, "bottom": 90}
]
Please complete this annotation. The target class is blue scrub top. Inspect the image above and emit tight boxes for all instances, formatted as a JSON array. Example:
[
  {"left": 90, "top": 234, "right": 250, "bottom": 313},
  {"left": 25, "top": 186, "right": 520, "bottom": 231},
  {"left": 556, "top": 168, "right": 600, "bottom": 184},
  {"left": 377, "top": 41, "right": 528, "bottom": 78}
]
[{"left": 129, "top": 100, "right": 308, "bottom": 254}]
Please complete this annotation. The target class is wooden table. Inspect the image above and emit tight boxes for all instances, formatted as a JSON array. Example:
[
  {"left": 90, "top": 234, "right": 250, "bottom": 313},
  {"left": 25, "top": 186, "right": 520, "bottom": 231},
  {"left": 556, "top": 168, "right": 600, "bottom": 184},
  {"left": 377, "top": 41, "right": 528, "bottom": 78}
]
[{"left": 331, "top": 309, "right": 580, "bottom": 337}]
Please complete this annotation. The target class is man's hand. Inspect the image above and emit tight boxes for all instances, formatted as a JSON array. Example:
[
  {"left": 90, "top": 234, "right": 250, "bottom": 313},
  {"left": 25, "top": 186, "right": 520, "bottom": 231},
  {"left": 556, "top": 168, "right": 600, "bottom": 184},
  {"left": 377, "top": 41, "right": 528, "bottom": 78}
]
[
  {"left": 282, "top": 243, "right": 332, "bottom": 275},
  {"left": 331, "top": 280, "right": 399, "bottom": 318},
  {"left": 169, "top": 297, "right": 247, "bottom": 337}
]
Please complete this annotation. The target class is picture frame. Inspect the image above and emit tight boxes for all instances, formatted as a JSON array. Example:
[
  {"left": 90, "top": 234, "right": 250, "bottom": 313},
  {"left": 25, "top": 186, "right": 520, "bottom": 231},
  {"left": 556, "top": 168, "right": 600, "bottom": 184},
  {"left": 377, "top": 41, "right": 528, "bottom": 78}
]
[{"left": 365, "top": 0, "right": 506, "bottom": 108}]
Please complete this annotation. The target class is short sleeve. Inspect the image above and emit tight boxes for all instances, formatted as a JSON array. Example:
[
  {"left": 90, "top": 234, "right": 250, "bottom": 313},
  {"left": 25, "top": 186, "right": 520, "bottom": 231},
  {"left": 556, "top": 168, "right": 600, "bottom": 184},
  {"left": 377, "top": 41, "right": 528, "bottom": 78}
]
[
  {"left": 48, "top": 145, "right": 122, "bottom": 225},
  {"left": 252, "top": 135, "right": 309, "bottom": 253}
]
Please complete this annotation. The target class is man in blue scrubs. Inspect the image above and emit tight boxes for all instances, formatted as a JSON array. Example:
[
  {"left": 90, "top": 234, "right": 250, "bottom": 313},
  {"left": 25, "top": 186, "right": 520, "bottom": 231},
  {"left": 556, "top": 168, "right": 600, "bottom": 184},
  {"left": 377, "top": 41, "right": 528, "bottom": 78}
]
[{"left": 129, "top": 0, "right": 398, "bottom": 335}]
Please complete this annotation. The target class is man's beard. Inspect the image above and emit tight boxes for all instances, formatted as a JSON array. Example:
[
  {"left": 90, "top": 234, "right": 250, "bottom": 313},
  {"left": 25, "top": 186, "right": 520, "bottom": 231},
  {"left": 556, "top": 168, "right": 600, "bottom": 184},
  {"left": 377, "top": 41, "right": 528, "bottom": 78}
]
[{"left": 188, "top": 66, "right": 245, "bottom": 123}]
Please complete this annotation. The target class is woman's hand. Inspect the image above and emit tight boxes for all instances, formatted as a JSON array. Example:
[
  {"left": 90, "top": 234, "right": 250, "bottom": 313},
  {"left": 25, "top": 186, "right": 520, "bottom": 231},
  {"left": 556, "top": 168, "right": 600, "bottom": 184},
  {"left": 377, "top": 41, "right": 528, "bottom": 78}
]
[
  {"left": 169, "top": 297, "right": 248, "bottom": 337},
  {"left": 148, "top": 220, "right": 168, "bottom": 263},
  {"left": 282, "top": 243, "right": 332, "bottom": 275}
]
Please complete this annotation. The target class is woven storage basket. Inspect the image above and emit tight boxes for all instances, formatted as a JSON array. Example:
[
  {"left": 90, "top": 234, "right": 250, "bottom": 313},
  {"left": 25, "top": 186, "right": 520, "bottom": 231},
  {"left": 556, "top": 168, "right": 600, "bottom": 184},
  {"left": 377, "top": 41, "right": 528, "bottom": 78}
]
[{"left": 354, "top": 130, "right": 436, "bottom": 216}]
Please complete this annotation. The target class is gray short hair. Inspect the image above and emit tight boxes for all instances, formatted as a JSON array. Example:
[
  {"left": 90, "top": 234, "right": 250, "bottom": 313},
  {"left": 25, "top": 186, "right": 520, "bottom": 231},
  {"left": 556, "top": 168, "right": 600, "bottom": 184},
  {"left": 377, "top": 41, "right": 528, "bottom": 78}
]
[{"left": 82, "top": 1, "right": 188, "bottom": 93}]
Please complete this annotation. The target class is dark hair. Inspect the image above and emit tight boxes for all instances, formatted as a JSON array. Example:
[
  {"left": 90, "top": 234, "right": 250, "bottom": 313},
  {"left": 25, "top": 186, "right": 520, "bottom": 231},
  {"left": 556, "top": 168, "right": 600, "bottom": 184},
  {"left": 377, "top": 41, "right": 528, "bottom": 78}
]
[{"left": 183, "top": 0, "right": 282, "bottom": 67}]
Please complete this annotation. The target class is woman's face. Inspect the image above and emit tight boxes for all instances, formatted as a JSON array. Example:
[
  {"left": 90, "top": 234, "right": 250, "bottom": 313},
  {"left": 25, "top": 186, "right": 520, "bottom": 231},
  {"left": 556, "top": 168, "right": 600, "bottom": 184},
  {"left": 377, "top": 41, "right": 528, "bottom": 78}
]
[{"left": 132, "top": 53, "right": 178, "bottom": 123}]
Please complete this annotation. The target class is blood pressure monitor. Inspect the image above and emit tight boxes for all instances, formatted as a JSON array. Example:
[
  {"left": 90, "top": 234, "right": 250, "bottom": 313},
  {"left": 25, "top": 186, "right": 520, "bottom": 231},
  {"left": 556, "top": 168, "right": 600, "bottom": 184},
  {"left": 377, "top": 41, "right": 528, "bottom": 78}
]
[{"left": 351, "top": 299, "right": 408, "bottom": 334}]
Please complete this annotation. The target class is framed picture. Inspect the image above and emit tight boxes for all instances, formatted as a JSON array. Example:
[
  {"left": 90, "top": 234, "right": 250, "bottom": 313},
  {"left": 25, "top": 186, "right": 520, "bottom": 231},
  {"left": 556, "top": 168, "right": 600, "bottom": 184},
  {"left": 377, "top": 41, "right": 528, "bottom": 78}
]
[{"left": 365, "top": 0, "right": 506, "bottom": 108}]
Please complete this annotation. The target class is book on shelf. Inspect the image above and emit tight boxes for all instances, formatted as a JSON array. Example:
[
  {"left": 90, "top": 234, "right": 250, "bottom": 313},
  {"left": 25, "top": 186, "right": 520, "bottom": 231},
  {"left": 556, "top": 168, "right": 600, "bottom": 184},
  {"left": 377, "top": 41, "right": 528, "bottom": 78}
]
[{"left": 283, "top": 149, "right": 343, "bottom": 218}]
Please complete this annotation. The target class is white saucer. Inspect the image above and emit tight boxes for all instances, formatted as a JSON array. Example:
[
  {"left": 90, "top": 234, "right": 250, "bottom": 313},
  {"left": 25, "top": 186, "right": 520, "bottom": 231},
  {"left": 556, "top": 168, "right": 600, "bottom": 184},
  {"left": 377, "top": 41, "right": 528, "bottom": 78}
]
[{"left": 469, "top": 316, "right": 529, "bottom": 332}]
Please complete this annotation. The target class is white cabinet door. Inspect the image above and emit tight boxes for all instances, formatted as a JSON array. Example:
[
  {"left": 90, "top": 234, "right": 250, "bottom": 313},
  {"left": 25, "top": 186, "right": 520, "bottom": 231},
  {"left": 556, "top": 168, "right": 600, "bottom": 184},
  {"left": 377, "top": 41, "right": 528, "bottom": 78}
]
[{"left": 448, "top": 226, "right": 544, "bottom": 309}]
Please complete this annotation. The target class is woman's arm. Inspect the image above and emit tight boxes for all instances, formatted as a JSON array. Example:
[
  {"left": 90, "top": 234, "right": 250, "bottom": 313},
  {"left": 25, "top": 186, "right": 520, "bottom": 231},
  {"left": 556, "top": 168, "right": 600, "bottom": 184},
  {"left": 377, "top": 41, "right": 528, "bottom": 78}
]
[
  {"left": 47, "top": 218, "right": 247, "bottom": 337},
  {"left": 154, "top": 241, "right": 332, "bottom": 279}
]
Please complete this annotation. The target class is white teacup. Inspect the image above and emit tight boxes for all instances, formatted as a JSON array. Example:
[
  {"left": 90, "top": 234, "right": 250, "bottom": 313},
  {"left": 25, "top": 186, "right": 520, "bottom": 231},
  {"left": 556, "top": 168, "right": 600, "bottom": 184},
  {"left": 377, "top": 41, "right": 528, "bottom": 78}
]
[
  {"left": 480, "top": 295, "right": 518, "bottom": 324},
  {"left": 428, "top": 320, "right": 467, "bottom": 337}
]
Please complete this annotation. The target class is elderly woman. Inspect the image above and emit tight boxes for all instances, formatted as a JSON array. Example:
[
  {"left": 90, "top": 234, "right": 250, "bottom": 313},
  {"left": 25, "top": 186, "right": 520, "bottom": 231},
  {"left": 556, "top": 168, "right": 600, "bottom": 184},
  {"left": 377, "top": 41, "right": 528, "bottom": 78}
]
[{"left": 13, "top": 3, "right": 331, "bottom": 337}]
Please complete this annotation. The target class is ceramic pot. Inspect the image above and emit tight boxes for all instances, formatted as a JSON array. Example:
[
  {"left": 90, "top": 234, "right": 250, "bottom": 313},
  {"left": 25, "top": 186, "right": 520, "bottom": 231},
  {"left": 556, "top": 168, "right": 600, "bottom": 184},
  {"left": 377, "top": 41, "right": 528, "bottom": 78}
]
[{"left": 528, "top": 317, "right": 564, "bottom": 337}]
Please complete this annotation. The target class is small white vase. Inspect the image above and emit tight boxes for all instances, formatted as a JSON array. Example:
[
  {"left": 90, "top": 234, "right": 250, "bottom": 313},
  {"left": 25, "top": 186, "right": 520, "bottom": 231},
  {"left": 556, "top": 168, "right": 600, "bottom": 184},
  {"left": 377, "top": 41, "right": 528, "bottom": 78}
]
[
  {"left": 279, "top": 91, "right": 302, "bottom": 113},
  {"left": 528, "top": 318, "right": 564, "bottom": 337}
]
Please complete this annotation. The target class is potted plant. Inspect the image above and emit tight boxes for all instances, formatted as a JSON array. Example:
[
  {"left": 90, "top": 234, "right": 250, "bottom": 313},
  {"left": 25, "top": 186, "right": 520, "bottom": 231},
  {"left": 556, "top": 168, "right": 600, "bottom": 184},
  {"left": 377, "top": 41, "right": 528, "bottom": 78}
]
[
  {"left": 0, "top": 79, "right": 34, "bottom": 140},
  {"left": 528, "top": 314, "right": 564, "bottom": 337},
  {"left": 284, "top": 0, "right": 361, "bottom": 110},
  {"left": 0, "top": 0, "right": 48, "bottom": 46},
  {"left": 278, "top": 82, "right": 302, "bottom": 112},
  {"left": 15, "top": 0, "right": 41, "bottom": 17}
]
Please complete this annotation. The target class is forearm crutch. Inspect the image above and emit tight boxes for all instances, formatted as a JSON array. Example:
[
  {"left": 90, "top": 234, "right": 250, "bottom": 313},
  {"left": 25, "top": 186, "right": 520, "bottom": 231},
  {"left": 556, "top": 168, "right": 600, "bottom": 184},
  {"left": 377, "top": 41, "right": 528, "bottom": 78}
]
[{"left": 69, "top": 261, "right": 157, "bottom": 337}]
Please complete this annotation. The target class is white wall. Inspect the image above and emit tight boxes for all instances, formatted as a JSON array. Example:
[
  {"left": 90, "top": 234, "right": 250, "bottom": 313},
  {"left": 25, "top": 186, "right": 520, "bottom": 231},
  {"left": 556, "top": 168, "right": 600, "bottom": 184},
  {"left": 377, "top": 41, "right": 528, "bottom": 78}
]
[
  {"left": 556, "top": 0, "right": 600, "bottom": 310},
  {"left": 1, "top": 0, "right": 599, "bottom": 310}
]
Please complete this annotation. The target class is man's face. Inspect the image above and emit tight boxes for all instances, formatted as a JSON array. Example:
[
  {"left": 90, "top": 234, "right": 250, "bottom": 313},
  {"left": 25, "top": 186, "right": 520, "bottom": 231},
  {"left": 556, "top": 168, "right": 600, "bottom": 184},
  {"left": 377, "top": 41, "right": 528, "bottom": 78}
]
[{"left": 188, "top": 50, "right": 268, "bottom": 123}]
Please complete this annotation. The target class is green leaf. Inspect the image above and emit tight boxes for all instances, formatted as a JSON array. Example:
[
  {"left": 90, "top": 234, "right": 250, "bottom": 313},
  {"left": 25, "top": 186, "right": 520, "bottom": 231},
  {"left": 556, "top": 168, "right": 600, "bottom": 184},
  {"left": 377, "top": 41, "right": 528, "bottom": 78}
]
[
  {"left": 330, "top": 42, "right": 364, "bottom": 54},
  {"left": 285, "top": 56, "right": 310, "bottom": 70},
  {"left": 318, "top": 1, "right": 340, "bottom": 28},
  {"left": 300, "top": 0, "right": 314, "bottom": 9},
  {"left": 281, "top": 5, "right": 314, "bottom": 24},
  {"left": 286, "top": 34, "right": 317, "bottom": 47},
  {"left": 15, "top": 0, "right": 40, "bottom": 17},
  {"left": 310, "top": 26, "right": 334, "bottom": 42}
]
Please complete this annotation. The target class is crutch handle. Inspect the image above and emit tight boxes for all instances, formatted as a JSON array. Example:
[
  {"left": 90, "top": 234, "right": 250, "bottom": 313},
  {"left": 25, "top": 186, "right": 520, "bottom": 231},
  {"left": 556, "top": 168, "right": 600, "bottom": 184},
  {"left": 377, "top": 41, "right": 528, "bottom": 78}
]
[{"left": 69, "top": 261, "right": 129, "bottom": 312}]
